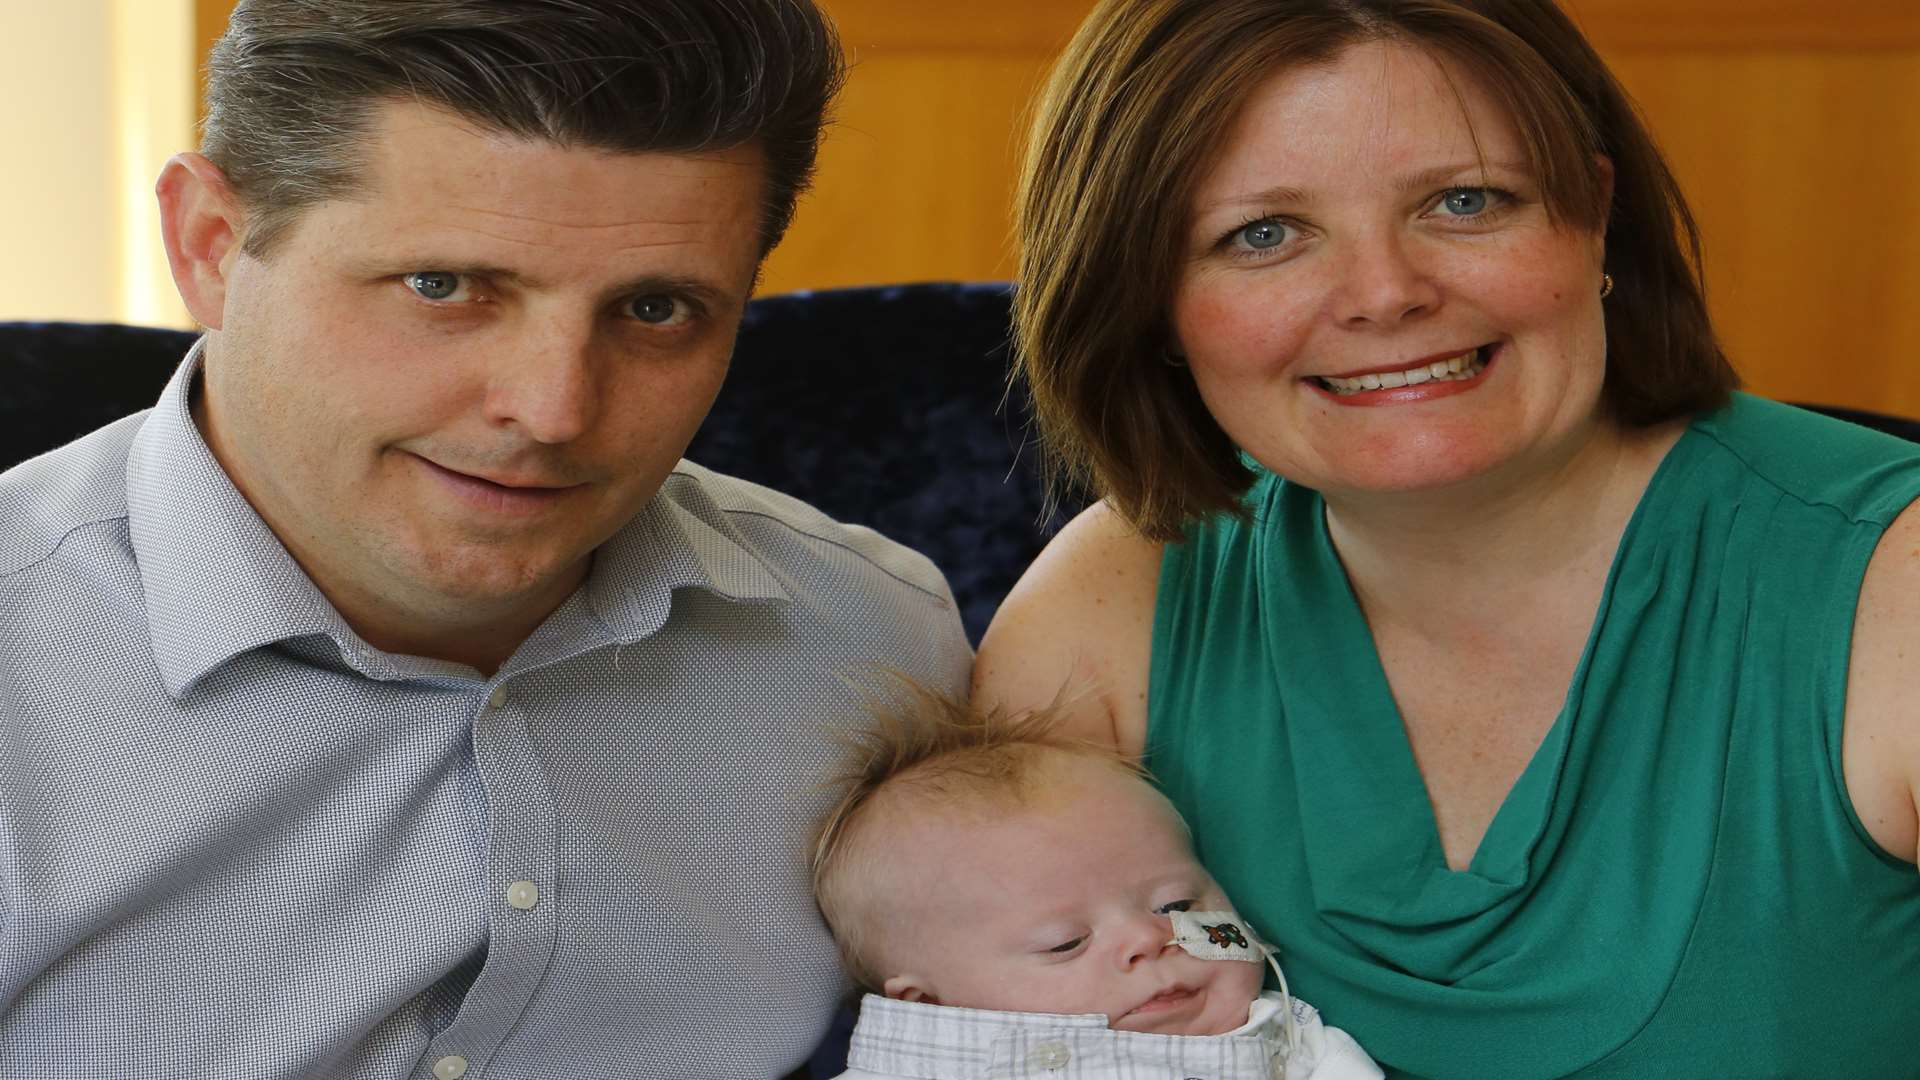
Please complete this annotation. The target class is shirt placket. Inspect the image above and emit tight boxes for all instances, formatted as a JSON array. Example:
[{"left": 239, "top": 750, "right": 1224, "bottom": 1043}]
[{"left": 417, "top": 678, "right": 561, "bottom": 1079}]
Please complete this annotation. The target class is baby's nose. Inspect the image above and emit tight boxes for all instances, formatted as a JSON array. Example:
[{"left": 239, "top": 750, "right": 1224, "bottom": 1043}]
[{"left": 1118, "top": 914, "right": 1180, "bottom": 969}]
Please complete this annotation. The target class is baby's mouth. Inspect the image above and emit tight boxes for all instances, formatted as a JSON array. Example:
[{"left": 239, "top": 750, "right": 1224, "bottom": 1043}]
[
  {"left": 1124, "top": 984, "right": 1199, "bottom": 1017},
  {"left": 1310, "top": 344, "right": 1492, "bottom": 395}
]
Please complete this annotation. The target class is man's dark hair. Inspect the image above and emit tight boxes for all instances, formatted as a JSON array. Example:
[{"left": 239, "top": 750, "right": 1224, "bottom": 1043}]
[{"left": 202, "top": 0, "right": 845, "bottom": 257}]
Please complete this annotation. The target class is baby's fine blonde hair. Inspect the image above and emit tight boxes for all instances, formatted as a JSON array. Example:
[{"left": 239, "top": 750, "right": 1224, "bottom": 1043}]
[{"left": 810, "top": 675, "right": 1142, "bottom": 989}]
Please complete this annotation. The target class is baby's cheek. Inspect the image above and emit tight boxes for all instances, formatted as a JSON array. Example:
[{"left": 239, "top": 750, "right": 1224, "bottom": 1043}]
[{"left": 1223, "top": 955, "right": 1269, "bottom": 1007}]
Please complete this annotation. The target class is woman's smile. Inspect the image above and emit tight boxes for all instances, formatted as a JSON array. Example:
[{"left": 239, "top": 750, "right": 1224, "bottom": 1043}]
[
  {"left": 1310, "top": 344, "right": 1493, "bottom": 399},
  {"left": 1170, "top": 40, "right": 1613, "bottom": 499}
]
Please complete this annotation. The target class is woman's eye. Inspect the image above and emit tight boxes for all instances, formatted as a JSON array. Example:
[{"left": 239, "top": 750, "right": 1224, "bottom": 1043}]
[
  {"left": 1047, "top": 936, "right": 1086, "bottom": 954},
  {"left": 627, "top": 294, "right": 684, "bottom": 325},
  {"left": 403, "top": 271, "right": 470, "bottom": 302},
  {"left": 1155, "top": 899, "right": 1196, "bottom": 915},
  {"left": 1235, "top": 219, "right": 1289, "bottom": 251},
  {"left": 1437, "top": 188, "right": 1492, "bottom": 216}
]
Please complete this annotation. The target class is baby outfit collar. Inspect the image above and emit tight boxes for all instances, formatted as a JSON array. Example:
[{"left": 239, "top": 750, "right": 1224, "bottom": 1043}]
[{"left": 845, "top": 993, "right": 1291, "bottom": 1079}]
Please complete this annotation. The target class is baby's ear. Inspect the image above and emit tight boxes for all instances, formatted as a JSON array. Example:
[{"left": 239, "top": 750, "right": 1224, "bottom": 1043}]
[{"left": 881, "top": 974, "right": 938, "bottom": 1005}]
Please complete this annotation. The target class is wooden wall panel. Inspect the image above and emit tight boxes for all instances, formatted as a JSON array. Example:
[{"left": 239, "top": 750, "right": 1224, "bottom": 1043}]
[
  {"left": 1604, "top": 50, "right": 1920, "bottom": 416},
  {"left": 186, "top": 0, "right": 1920, "bottom": 414},
  {"left": 755, "top": 1, "right": 1087, "bottom": 295}
]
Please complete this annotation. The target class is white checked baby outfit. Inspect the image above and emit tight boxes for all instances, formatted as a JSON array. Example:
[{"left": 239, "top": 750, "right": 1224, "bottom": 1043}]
[{"left": 832, "top": 990, "right": 1382, "bottom": 1080}]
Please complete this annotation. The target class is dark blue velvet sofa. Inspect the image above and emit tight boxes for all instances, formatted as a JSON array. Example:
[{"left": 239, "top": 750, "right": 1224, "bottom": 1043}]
[
  {"left": 9, "top": 281, "right": 1920, "bottom": 639},
  {"left": 0, "top": 282, "right": 1074, "bottom": 645},
  {"left": 7, "top": 283, "right": 1920, "bottom": 1075}
]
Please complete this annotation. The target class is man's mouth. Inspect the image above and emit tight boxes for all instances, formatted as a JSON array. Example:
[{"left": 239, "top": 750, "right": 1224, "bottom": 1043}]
[
  {"left": 415, "top": 453, "right": 582, "bottom": 492},
  {"left": 1310, "top": 344, "right": 1492, "bottom": 396},
  {"left": 413, "top": 453, "right": 586, "bottom": 514}
]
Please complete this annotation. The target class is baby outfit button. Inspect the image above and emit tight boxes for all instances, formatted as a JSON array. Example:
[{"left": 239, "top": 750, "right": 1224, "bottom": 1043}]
[
  {"left": 432, "top": 1055, "right": 469, "bottom": 1080},
  {"left": 506, "top": 880, "right": 539, "bottom": 910},
  {"left": 1032, "top": 1040, "right": 1070, "bottom": 1070},
  {"left": 487, "top": 685, "right": 508, "bottom": 710}
]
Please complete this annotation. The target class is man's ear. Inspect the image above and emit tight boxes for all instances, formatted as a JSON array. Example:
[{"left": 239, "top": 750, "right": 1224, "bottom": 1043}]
[
  {"left": 880, "top": 974, "right": 938, "bottom": 1005},
  {"left": 156, "top": 152, "right": 246, "bottom": 330}
]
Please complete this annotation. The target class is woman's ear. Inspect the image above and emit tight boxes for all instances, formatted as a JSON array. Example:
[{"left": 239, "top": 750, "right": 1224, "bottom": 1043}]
[
  {"left": 156, "top": 152, "right": 246, "bottom": 330},
  {"left": 881, "top": 974, "right": 938, "bottom": 1005}
]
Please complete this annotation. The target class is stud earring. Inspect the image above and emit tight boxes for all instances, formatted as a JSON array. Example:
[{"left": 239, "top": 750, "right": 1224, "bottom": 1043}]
[{"left": 1600, "top": 273, "right": 1615, "bottom": 300}]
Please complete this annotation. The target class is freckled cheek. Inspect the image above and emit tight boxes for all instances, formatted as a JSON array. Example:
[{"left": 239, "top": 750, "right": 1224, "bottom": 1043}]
[
  {"left": 1470, "top": 236, "right": 1602, "bottom": 322},
  {"left": 1172, "top": 283, "right": 1315, "bottom": 377}
]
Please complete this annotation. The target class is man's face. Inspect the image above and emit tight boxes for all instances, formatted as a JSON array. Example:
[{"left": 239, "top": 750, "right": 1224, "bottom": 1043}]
[
  {"left": 198, "top": 101, "right": 765, "bottom": 657},
  {"left": 878, "top": 754, "right": 1266, "bottom": 1036}
]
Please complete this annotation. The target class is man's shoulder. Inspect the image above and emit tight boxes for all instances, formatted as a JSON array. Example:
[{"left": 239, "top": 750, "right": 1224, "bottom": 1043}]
[
  {"left": 0, "top": 412, "right": 146, "bottom": 579},
  {"left": 661, "top": 459, "right": 955, "bottom": 608}
]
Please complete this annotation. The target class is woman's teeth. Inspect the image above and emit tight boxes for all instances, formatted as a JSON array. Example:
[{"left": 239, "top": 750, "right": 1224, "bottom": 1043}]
[{"left": 1317, "top": 348, "right": 1486, "bottom": 395}]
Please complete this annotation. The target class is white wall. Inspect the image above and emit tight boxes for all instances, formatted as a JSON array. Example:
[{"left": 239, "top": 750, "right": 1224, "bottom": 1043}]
[{"left": 0, "top": 0, "right": 193, "bottom": 326}]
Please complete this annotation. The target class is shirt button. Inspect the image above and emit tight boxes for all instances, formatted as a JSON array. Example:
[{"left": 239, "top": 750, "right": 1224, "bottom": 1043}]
[
  {"left": 506, "top": 880, "right": 540, "bottom": 910},
  {"left": 432, "top": 1056, "right": 469, "bottom": 1080},
  {"left": 1032, "top": 1041, "right": 1070, "bottom": 1070},
  {"left": 487, "top": 685, "right": 508, "bottom": 710}
]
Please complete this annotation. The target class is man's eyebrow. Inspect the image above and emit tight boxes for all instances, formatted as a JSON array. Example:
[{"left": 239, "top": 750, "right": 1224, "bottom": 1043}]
[{"left": 1193, "top": 160, "right": 1533, "bottom": 218}]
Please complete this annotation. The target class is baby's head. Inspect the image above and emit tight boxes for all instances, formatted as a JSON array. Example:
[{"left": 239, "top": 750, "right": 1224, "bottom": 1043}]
[{"left": 812, "top": 684, "right": 1264, "bottom": 1035}]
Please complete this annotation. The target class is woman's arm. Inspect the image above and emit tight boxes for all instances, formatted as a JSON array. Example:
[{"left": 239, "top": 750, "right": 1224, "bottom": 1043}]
[
  {"left": 1843, "top": 496, "right": 1920, "bottom": 864},
  {"left": 972, "top": 501, "right": 1163, "bottom": 757}
]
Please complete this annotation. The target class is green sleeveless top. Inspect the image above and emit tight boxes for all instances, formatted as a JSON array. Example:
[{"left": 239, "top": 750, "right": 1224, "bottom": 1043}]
[{"left": 1148, "top": 394, "right": 1920, "bottom": 1079}]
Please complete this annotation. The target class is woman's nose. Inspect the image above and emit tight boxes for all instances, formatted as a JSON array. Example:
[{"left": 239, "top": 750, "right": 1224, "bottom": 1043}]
[{"left": 1334, "top": 229, "right": 1440, "bottom": 327}]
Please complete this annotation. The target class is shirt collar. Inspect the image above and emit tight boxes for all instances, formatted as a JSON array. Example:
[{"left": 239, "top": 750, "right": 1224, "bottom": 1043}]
[
  {"left": 845, "top": 993, "right": 1289, "bottom": 1079},
  {"left": 127, "top": 341, "right": 364, "bottom": 698},
  {"left": 127, "top": 342, "right": 790, "bottom": 697},
  {"left": 584, "top": 470, "right": 791, "bottom": 644}
]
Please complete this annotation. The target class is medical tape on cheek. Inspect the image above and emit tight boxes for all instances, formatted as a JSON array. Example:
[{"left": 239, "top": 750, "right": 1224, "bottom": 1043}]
[{"left": 1167, "top": 909, "right": 1300, "bottom": 1062}]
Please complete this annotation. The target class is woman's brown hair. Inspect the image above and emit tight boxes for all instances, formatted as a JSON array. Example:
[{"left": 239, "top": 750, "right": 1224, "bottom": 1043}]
[{"left": 1015, "top": 0, "right": 1736, "bottom": 540}]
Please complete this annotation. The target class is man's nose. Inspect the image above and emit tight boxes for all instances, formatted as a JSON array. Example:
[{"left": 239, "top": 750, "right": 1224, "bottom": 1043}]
[
  {"left": 483, "top": 317, "right": 601, "bottom": 445},
  {"left": 1333, "top": 228, "right": 1441, "bottom": 327}
]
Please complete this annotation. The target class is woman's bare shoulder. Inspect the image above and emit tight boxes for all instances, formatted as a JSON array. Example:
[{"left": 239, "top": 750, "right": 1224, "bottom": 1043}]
[
  {"left": 1844, "top": 493, "right": 1920, "bottom": 864},
  {"left": 972, "top": 500, "right": 1164, "bottom": 757}
]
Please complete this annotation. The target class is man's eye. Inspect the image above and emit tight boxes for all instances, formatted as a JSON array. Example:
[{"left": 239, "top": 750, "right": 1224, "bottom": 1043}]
[
  {"left": 1155, "top": 899, "right": 1196, "bottom": 915},
  {"left": 627, "top": 294, "right": 683, "bottom": 325},
  {"left": 403, "top": 271, "right": 470, "bottom": 302},
  {"left": 1047, "top": 936, "right": 1086, "bottom": 954}
]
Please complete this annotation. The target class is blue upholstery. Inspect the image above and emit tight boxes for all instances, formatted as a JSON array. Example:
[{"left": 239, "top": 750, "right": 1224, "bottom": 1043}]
[
  {"left": 6, "top": 286, "right": 1920, "bottom": 1076},
  {"left": 0, "top": 283, "right": 1073, "bottom": 645},
  {"left": 6, "top": 288, "right": 1917, "bottom": 643},
  {"left": 8, "top": 287, "right": 1920, "bottom": 640}
]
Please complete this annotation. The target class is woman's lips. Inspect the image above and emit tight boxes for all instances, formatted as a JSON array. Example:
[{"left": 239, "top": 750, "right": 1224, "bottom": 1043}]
[{"left": 1308, "top": 343, "right": 1498, "bottom": 404}]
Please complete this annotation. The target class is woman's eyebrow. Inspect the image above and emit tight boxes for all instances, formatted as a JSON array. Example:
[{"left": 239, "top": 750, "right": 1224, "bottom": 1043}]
[
  {"left": 1194, "top": 184, "right": 1309, "bottom": 216},
  {"left": 1395, "top": 160, "right": 1532, "bottom": 193},
  {"left": 1196, "top": 159, "right": 1534, "bottom": 218}
]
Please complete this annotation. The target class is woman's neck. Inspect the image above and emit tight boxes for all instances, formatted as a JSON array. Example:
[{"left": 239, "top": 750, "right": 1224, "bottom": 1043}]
[{"left": 1321, "top": 417, "right": 1687, "bottom": 638}]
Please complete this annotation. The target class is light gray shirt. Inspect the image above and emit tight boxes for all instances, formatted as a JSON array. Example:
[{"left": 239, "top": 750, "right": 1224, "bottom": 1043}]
[{"left": 0, "top": 346, "right": 971, "bottom": 1078}]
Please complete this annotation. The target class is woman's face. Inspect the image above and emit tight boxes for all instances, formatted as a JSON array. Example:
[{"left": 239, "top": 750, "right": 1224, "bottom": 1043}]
[{"left": 1170, "top": 40, "right": 1612, "bottom": 501}]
